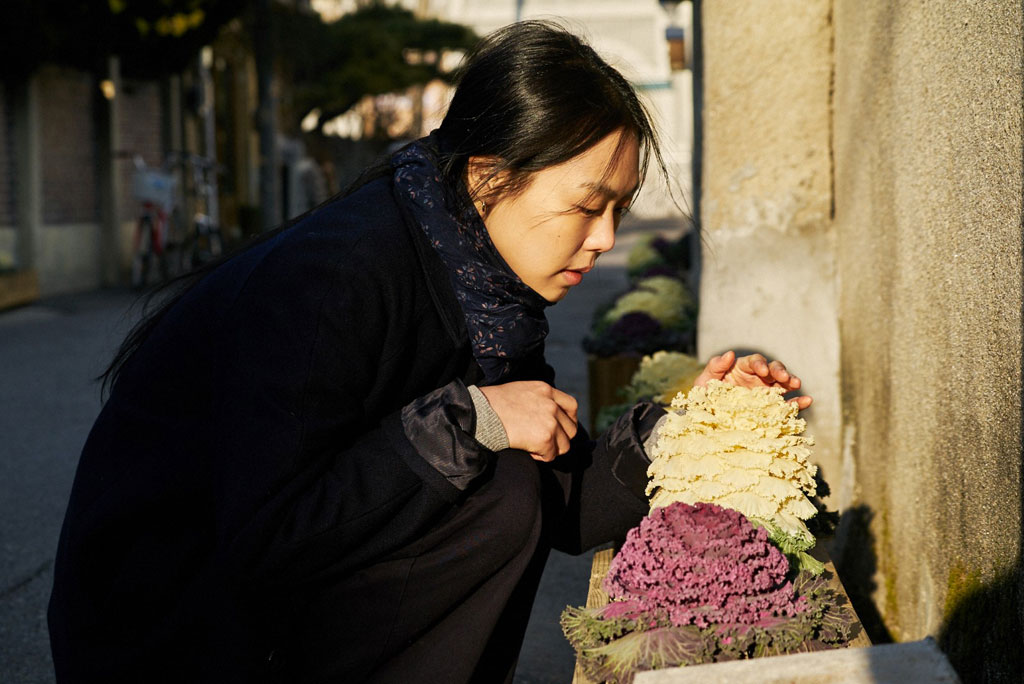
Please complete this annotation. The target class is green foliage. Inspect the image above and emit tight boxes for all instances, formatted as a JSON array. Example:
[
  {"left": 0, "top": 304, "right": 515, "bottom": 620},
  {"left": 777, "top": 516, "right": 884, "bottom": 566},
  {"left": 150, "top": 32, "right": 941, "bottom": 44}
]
[
  {"left": 272, "top": 1, "right": 478, "bottom": 132},
  {"left": 754, "top": 518, "right": 826, "bottom": 577},
  {"left": 560, "top": 605, "right": 638, "bottom": 651},
  {"left": 579, "top": 626, "right": 715, "bottom": 684},
  {"left": 0, "top": 0, "right": 249, "bottom": 80},
  {"left": 791, "top": 550, "right": 826, "bottom": 577}
]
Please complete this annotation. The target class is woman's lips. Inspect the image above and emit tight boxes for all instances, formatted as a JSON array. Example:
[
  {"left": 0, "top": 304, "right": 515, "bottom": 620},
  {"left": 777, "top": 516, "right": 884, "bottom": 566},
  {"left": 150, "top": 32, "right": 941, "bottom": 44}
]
[{"left": 561, "top": 265, "right": 592, "bottom": 286}]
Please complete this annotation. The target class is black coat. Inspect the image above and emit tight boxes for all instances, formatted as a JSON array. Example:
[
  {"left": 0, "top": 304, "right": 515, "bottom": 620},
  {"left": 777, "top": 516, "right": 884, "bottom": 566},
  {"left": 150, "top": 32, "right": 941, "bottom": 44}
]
[{"left": 48, "top": 176, "right": 657, "bottom": 682}]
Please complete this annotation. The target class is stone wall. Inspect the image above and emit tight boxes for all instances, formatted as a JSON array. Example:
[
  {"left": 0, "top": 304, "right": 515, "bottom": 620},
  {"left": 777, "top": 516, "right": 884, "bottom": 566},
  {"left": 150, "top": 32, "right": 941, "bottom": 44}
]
[
  {"left": 34, "top": 66, "right": 101, "bottom": 294},
  {"left": 696, "top": 0, "right": 841, "bottom": 494},
  {"left": 699, "top": 1, "right": 1024, "bottom": 680},
  {"left": 38, "top": 66, "right": 98, "bottom": 227},
  {"left": 7, "top": 66, "right": 168, "bottom": 295},
  {"left": 833, "top": 2, "right": 1022, "bottom": 680}
]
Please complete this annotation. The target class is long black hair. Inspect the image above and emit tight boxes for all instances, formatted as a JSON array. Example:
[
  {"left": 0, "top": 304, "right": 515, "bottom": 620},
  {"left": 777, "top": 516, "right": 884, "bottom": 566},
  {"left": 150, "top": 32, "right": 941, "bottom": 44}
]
[
  {"left": 437, "top": 20, "right": 668, "bottom": 212},
  {"left": 102, "top": 20, "right": 676, "bottom": 393}
]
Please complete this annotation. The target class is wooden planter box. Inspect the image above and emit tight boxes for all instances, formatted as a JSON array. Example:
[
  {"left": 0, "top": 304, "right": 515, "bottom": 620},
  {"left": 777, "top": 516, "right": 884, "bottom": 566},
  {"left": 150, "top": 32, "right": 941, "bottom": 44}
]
[
  {"left": 587, "top": 354, "right": 642, "bottom": 432},
  {"left": 0, "top": 269, "right": 39, "bottom": 311},
  {"left": 572, "top": 544, "right": 872, "bottom": 684}
]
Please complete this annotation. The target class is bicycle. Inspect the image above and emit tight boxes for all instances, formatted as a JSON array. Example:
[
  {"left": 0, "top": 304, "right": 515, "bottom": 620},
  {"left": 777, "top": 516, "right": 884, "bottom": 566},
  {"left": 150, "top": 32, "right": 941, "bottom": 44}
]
[
  {"left": 179, "top": 153, "right": 224, "bottom": 271},
  {"left": 122, "top": 152, "right": 182, "bottom": 290}
]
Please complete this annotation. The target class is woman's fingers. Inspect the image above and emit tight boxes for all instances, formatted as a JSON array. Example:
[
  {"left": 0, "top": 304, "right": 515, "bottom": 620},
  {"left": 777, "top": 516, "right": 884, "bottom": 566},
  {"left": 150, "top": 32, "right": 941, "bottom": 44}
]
[
  {"left": 554, "top": 406, "right": 578, "bottom": 441},
  {"left": 736, "top": 353, "right": 769, "bottom": 378},
  {"left": 694, "top": 350, "right": 736, "bottom": 386},
  {"left": 528, "top": 418, "right": 574, "bottom": 462},
  {"left": 479, "top": 381, "right": 579, "bottom": 461},
  {"left": 787, "top": 395, "right": 813, "bottom": 410},
  {"left": 703, "top": 352, "right": 812, "bottom": 410},
  {"left": 709, "top": 350, "right": 736, "bottom": 376},
  {"left": 734, "top": 354, "right": 798, "bottom": 387},
  {"left": 551, "top": 388, "right": 579, "bottom": 426}
]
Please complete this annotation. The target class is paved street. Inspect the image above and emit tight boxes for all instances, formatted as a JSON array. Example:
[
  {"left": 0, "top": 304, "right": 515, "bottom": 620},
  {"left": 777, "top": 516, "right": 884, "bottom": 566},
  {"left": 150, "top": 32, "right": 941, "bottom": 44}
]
[
  {"left": 0, "top": 289, "right": 139, "bottom": 683},
  {"left": 0, "top": 218, "right": 676, "bottom": 683}
]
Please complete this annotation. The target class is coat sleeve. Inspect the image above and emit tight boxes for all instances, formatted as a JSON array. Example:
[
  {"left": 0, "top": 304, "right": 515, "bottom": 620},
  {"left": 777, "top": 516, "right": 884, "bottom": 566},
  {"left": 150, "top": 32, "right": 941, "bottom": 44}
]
[
  {"left": 233, "top": 413, "right": 491, "bottom": 592},
  {"left": 540, "top": 401, "right": 667, "bottom": 555},
  {"left": 507, "top": 353, "right": 664, "bottom": 554}
]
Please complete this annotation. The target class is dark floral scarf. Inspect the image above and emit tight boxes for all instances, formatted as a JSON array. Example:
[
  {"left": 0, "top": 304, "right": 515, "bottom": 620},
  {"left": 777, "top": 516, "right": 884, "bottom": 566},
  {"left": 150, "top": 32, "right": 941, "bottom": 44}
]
[{"left": 392, "top": 136, "right": 551, "bottom": 384}]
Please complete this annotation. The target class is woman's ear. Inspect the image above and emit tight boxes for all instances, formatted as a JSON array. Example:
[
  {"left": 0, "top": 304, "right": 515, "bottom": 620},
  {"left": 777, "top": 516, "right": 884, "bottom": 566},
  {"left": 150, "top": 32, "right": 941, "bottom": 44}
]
[{"left": 466, "top": 155, "right": 503, "bottom": 204}]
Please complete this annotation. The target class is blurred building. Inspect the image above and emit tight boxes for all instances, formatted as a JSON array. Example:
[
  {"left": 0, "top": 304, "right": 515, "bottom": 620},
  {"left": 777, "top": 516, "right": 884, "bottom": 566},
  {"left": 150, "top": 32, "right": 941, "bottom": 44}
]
[
  {"left": 0, "top": 64, "right": 172, "bottom": 299},
  {"left": 0, "top": 0, "right": 691, "bottom": 301},
  {"left": 0, "top": 0, "right": 334, "bottom": 301}
]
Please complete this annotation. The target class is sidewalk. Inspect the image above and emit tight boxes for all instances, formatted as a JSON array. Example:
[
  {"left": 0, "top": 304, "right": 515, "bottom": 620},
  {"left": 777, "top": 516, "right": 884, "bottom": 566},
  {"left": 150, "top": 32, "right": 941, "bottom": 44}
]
[
  {"left": 0, "top": 288, "right": 139, "bottom": 684},
  {"left": 515, "top": 215, "right": 688, "bottom": 683}
]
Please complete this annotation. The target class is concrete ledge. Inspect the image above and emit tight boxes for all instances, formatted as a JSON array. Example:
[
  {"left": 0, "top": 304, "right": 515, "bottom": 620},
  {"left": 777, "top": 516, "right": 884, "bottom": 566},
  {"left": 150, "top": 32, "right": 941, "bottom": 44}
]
[
  {"left": 0, "top": 270, "right": 40, "bottom": 311},
  {"left": 634, "top": 638, "right": 960, "bottom": 684}
]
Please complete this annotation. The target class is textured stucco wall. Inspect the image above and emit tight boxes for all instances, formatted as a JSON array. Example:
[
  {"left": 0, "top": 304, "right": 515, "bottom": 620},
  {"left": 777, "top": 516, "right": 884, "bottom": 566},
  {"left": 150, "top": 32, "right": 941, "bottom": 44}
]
[
  {"left": 697, "top": 1, "right": 841, "bottom": 492},
  {"left": 833, "top": 1, "right": 1023, "bottom": 679},
  {"left": 700, "top": 1, "right": 1023, "bottom": 678}
]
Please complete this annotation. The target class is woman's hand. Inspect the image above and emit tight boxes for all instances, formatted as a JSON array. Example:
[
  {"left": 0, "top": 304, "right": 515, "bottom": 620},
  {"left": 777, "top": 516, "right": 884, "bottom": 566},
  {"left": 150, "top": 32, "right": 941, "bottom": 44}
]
[
  {"left": 693, "top": 350, "right": 812, "bottom": 409},
  {"left": 479, "top": 381, "right": 578, "bottom": 462}
]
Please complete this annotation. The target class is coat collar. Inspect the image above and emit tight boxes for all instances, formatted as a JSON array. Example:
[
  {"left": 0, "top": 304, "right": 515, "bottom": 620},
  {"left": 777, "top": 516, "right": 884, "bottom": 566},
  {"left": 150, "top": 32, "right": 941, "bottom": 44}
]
[{"left": 392, "top": 178, "right": 470, "bottom": 346}]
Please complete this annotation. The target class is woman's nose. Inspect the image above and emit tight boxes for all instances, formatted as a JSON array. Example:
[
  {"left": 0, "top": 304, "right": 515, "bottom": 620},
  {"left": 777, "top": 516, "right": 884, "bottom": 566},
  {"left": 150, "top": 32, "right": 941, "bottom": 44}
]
[{"left": 586, "top": 213, "right": 617, "bottom": 253}]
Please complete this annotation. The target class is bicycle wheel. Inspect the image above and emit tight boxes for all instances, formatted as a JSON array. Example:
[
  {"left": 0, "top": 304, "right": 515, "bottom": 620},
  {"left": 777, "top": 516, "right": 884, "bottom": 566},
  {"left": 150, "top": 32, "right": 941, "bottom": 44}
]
[
  {"left": 207, "top": 226, "right": 223, "bottom": 259},
  {"left": 131, "top": 216, "right": 169, "bottom": 289},
  {"left": 189, "top": 217, "right": 223, "bottom": 267},
  {"left": 130, "top": 217, "right": 154, "bottom": 289},
  {"left": 164, "top": 207, "right": 188, "bottom": 277}
]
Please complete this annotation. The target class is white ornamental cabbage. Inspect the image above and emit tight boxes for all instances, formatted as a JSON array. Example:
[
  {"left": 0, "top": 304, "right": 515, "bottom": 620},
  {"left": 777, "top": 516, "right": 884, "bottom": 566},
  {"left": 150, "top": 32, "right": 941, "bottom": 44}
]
[
  {"left": 622, "top": 351, "right": 704, "bottom": 405},
  {"left": 602, "top": 276, "right": 693, "bottom": 329},
  {"left": 646, "top": 380, "right": 818, "bottom": 541}
]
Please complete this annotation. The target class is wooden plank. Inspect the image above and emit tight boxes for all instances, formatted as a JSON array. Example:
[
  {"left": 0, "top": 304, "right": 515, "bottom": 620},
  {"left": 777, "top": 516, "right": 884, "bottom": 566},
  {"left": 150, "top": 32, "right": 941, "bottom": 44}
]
[
  {"left": 572, "top": 548, "right": 615, "bottom": 684},
  {"left": 571, "top": 542, "right": 870, "bottom": 683},
  {"left": 587, "top": 355, "right": 641, "bottom": 432}
]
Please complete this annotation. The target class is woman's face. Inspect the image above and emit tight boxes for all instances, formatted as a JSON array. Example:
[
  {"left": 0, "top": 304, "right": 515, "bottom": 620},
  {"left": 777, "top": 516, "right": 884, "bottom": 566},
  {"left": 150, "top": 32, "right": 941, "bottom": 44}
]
[{"left": 475, "top": 129, "right": 640, "bottom": 303}]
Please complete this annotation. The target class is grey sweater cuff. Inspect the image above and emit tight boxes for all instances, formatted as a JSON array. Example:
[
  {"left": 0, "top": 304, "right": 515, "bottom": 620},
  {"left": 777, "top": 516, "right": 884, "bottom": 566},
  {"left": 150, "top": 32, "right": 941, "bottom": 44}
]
[{"left": 467, "top": 385, "right": 510, "bottom": 452}]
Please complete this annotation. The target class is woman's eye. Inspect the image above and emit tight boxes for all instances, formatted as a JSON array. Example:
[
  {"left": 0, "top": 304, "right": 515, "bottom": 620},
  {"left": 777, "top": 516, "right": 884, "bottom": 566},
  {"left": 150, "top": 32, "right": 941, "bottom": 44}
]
[{"left": 575, "top": 205, "right": 630, "bottom": 218}]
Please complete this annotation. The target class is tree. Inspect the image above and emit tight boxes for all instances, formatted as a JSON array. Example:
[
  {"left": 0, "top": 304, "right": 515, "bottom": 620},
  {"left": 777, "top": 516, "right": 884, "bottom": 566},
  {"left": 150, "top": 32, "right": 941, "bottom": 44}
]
[
  {"left": 271, "top": 1, "right": 478, "bottom": 134},
  {"left": 0, "top": 0, "right": 249, "bottom": 81}
]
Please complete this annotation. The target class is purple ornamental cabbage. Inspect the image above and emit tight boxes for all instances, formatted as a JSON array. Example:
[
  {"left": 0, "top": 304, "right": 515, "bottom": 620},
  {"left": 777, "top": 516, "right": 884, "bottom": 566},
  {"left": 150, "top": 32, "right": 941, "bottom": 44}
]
[
  {"left": 650, "top": 236, "right": 673, "bottom": 256},
  {"left": 582, "top": 311, "right": 695, "bottom": 357},
  {"left": 603, "top": 502, "right": 806, "bottom": 629},
  {"left": 606, "top": 311, "right": 664, "bottom": 341},
  {"left": 561, "top": 501, "right": 858, "bottom": 683}
]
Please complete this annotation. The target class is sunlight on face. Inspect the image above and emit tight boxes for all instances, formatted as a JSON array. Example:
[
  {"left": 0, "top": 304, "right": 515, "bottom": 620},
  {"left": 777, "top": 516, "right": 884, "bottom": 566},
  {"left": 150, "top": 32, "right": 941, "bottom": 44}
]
[{"left": 474, "top": 129, "right": 641, "bottom": 302}]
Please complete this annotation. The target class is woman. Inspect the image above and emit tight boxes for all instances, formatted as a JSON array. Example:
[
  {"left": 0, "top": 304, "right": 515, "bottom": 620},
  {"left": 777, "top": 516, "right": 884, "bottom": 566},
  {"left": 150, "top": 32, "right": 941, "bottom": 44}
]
[{"left": 48, "top": 21, "right": 808, "bottom": 683}]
